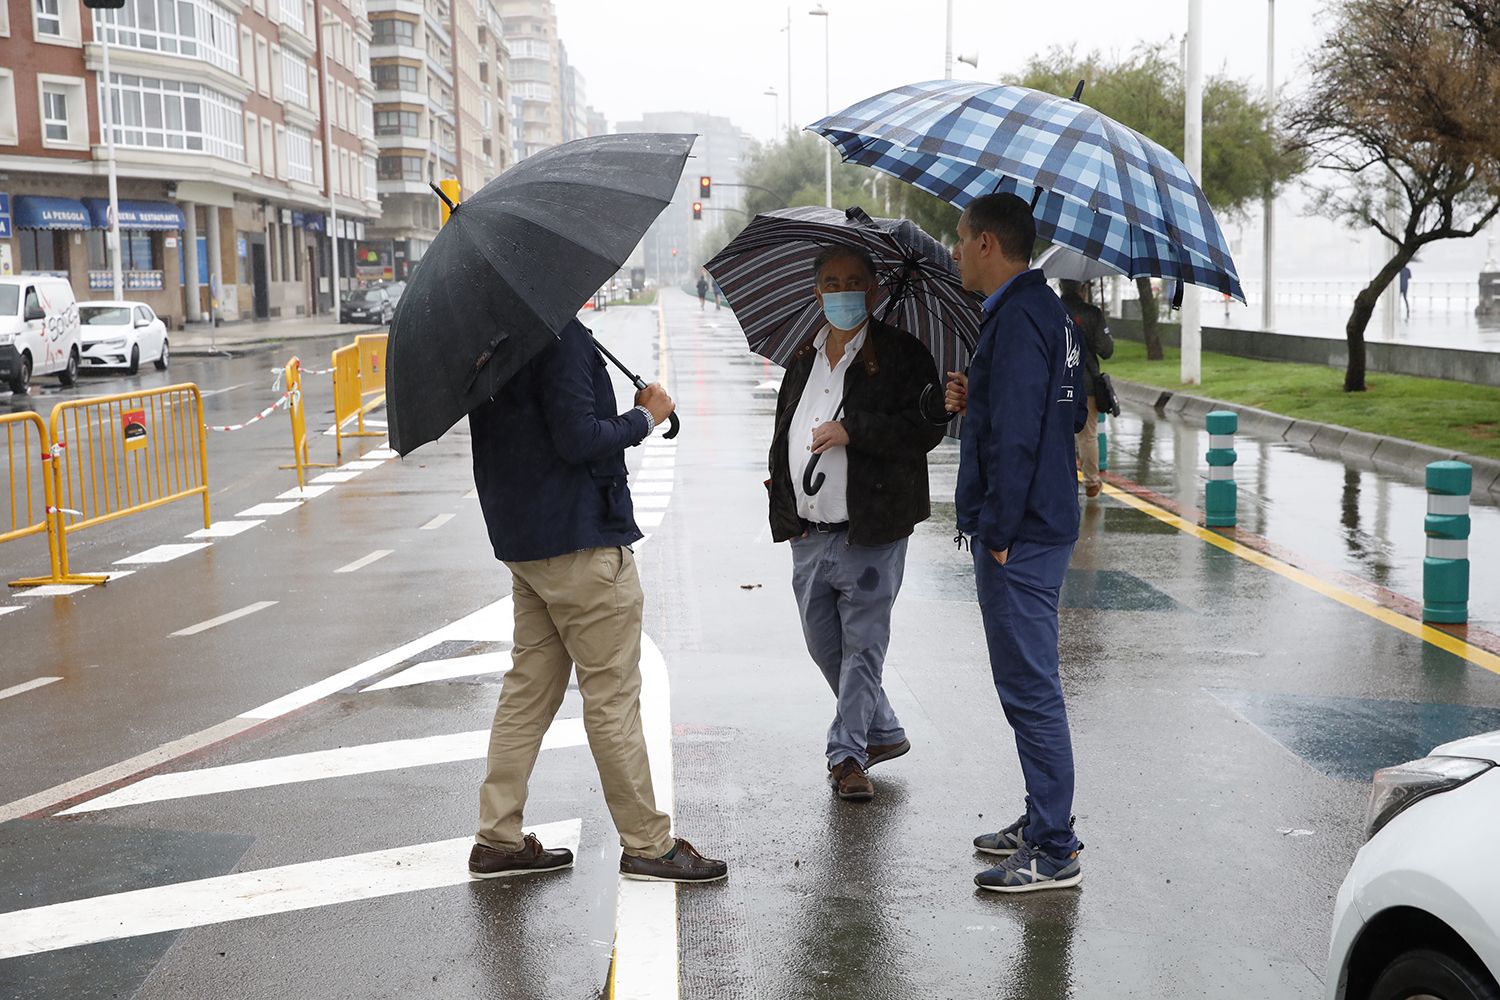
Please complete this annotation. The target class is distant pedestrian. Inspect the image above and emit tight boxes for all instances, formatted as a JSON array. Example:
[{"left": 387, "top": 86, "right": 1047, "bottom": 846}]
[
  {"left": 466, "top": 318, "right": 727, "bottom": 884},
  {"left": 767, "top": 245, "right": 946, "bottom": 802},
  {"left": 713, "top": 279, "right": 724, "bottom": 310},
  {"left": 1059, "top": 279, "right": 1114, "bottom": 499},
  {"left": 946, "top": 192, "right": 1089, "bottom": 893},
  {"left": 697, "top": 274, "right": 709, "bottom": 310},
  {"left": 1400, "top": 265, "right": 1412, "bottom": 319}
]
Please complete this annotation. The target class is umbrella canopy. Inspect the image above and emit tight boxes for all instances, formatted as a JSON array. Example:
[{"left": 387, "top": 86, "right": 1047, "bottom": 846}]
[
  {"left": 1035, "top": 244, "right": 1125, "bottom": 283},
  {"left": 704, "top": 205, "right": 981, "bottom": 378},
  {"left": 809, "top": 79, "right": 1244, "bottom": 304},
  {"left": 386, "top": 132, "right": 696, "bottom": 455}
]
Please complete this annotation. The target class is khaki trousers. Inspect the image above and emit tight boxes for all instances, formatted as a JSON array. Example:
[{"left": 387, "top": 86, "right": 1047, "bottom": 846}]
[
  {"left": 1075, "top": 396, "right": 1100, "bottom": 489},
  {"left": 477, "top": 545, "right": 673, "bottom": 859}
]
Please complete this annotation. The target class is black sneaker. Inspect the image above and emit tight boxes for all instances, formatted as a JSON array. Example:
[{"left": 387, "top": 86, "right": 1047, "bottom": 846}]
[
  {"left": 619, "top": 838, "right": 728, "bottom": 883},
  {"left": 468, "top": 833, "right": 574, "bottom": 879}
]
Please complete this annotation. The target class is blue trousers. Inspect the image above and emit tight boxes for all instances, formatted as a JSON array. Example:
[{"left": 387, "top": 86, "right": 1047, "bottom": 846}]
[
  {"left": 791, "top": 533, "right": 908, "bottom": 767},
  {"left": 973, "top": 540, "right": 1081, "bottom": 856}
]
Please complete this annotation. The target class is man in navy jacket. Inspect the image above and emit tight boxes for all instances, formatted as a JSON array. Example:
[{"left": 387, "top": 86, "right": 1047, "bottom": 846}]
[
  {"left": 946, "top": 193, "right": 1089, "bottom": 894},
  {"left": 465, "top": 317, "right": 726, "bottom": 884}
]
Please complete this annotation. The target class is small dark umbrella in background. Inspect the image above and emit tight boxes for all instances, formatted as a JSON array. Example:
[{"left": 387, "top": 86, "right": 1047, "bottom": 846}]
[{"left": 386, "top": 132, "right": 695, "bottom": 456}]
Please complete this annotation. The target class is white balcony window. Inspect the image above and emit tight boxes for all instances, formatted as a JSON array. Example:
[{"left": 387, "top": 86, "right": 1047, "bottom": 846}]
[
  {"left": 34, "top": 0, "right": 61, "bottom": 36},
  {"left": 99, "top": 73, "right": 244, "bottom": 160},
  {"left": 279, "top": 0, "right": 304, "bottom": 34},
  {"left": 285, "top": 125, "right": 313, "bottom": 183},
  {"left": 281, "top": 48, "right": 309, "bottom": 107},
  {"left": 93, "top": 0, "right": 239, "bottom": 74},
  {"left": 42, "top": 89, "right": 68, "bottom": 140}
]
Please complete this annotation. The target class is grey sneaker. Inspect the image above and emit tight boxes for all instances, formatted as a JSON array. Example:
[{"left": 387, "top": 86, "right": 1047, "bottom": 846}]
[
  {"left": 975, "top": 842, "right": 1083, "bottom": 893},
  {"left": 973, "top": 814, "right": 1029, "bottom": 857}
]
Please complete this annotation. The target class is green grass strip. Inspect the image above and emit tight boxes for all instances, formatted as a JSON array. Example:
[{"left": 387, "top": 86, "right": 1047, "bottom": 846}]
[{"left": 1105, "top": 338, "right": 1500, "bottom": 460}]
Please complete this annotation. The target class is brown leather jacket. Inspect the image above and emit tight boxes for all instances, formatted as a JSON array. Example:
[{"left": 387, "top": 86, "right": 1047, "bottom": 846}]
[{"left": 767, "top": 319, "right": 946, "bottom": 546}]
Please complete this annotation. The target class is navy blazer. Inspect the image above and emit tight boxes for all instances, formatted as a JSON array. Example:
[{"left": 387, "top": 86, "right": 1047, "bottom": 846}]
[
  {"left": 468, "top": 319, "right": 650, "bottom": 563},
  {"left": 955, "top": 269, "right": 1088, "bottom": 553}
]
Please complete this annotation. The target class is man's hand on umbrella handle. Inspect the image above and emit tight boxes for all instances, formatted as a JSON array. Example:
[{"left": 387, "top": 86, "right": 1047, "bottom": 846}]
[
  {"left": 810, "top": 421, "right": 849, "bottom": 455},
  {"left": 635, "top": 383, "right": 674, "bottom": 426},
  {"left": 945, "top": 371, "right": 968, "bottom": 415}
]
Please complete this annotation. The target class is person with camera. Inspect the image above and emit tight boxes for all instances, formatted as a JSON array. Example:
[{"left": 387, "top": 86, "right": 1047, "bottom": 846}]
[{"left": 1059, "top": 280, "right": 1115, "bottom": 499}]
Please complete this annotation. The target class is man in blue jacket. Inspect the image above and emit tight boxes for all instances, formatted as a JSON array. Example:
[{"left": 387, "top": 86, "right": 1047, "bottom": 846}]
[
  {"left": 946, "top": 193, "right": 1089, "bottom": 893},
  {"left": 465, "top": 318, "right": 726, "bottom": 884}
]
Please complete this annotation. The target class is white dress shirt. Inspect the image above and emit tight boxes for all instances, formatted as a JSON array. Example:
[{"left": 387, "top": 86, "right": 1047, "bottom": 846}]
[{"left": 790, "top": 322, "right": 867, "bottom": 524}]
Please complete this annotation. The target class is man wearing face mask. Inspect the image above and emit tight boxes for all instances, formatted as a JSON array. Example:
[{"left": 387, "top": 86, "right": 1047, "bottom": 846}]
[{"left": 766, "top": 245, "right": 947, "bottom": 801}]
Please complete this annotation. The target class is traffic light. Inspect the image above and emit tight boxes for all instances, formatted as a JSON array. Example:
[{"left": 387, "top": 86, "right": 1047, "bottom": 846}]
[
  {"left": 698, "top": 175, "right": 711, "bottom": 200},
  {"left": 82, "top": 0, "right": 126, "bottom": 8},
  {"left": 692, "top": 201, "right": 703, "bottom": 221},
  {"left": 671, "top": 248, "right": 679, "bottom": 257}
]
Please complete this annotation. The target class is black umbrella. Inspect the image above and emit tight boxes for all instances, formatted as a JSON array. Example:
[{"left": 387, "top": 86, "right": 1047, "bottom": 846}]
[{"left": 387, "top": 132, "right": 695, "bottom": 455}]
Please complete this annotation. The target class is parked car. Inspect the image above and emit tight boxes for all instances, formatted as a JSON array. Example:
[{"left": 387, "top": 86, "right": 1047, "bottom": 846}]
[
  {"left": 77, "top": 300, "right": 169, "bottom": 375},
  {"left": 340, "top": 287, "right": 395, "bottom": 324},
  {"left": 378, "top": 280, "right": 406, "bottom": 305},
  {"left": 1326, "top": 730, "right": 1500, "bottom": 1000},
  {"left": 0, "top": 275, "right": 81, "bottom": 393}
]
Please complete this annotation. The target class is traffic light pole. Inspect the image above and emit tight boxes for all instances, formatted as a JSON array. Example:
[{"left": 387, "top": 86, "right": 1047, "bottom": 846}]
[{"left": 100, "top": 23, "right": 123, "bottom": 300}]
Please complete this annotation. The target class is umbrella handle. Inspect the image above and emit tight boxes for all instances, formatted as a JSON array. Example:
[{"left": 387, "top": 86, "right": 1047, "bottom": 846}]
[
  {"left": 803, "top": 458, "right": 826, "bottom": 497},
  {"left": 594, "top": 338, "right": 682, "bottom": 440},
  {"left": 920, "top": 382, "right": 958, "bottom": 425}
]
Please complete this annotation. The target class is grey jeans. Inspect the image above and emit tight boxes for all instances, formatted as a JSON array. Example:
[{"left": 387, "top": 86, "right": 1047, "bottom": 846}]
[{"left": 790, "top": 532, "right": 909, "bottom": 767}]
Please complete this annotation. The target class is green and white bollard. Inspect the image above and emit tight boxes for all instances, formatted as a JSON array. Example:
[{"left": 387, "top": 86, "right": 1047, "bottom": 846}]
[
  {"left": 1423, "top": 461, "right": 1471, "bottom": 624},
  {"left": 1097, "top": 412, "right": 1109, "bottom": 473},
  {"left": 1204, "top": 411, "right": 1238, "bottom": 528}
]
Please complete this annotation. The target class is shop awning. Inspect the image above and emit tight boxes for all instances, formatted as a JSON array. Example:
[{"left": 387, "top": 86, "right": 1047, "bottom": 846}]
[
  {"left": 12, "top": 196, "right": 91, "bottom": 230},
  {"left": 82, "top": 198, "right": 186, "bottom": 231}
]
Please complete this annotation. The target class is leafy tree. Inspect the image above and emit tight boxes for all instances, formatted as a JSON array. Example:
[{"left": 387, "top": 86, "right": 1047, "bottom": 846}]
[
  {"left": 1016, "top": 45, "right": 1302, "bottom": 359},
  {"left": 1286, "top": 0, "right": 1500, "bottom": 391}
]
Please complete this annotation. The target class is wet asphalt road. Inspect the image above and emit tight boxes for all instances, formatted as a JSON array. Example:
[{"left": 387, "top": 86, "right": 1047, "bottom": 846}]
[{"left": 3, "top": 290, "right": 1500, "bottom": 999}]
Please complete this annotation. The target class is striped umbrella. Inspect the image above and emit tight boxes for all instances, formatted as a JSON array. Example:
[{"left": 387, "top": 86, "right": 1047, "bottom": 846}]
[
  {"left": 704, "top": 205, "right": 981, "bottom": 381},
  {"left": 809, "top": 80, "right": 1244, "bottom": 304}
]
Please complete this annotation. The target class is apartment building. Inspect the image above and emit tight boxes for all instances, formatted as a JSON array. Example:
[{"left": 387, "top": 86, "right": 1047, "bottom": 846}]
[
  {"left": 498, "top": 0, "right": 560, "bottom": 160},
  {"left": 0, "top": 0, "right": 379, "bottom": 325}
]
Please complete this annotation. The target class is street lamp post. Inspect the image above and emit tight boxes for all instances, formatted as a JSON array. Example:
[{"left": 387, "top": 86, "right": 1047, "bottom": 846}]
[
  {"left": 764, "top": 87, "right": 779, "bottom": 138},
  {"left": 809, "top": 5, "right": 831, "bottom": 208},
  {"left": 945, "top": 0, "right": 953, "bottom": 79},
  {"left": 98, "top": 17, "right": 123, "bottom": 299},
  {"left": 1262, "top": 0, "right": 1276, "bottom": 331},
  {"left": 319, "top": 8, "right": 342, "bottom": 321},
  {"left": 783, "top": 7, "right": 793, "bottom": 136},
  {"left": 1181, "top": 0, "right": 1203, "bottom": 385}
]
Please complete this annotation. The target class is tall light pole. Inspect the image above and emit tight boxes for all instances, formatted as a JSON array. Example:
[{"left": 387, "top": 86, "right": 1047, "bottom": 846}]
[
  {"left": 319, "top": 8, "right": 342, "bottom": 321},
  {"left": 1262, "top": 0, "right": 1276, "bottom": 331},
  {"left": 1181, "top": 0, "right": 1203, "bottom": 385},
  {"left": 809, "top": 4, "right": 831, "bottom": 208},
  {"left": 97, "top": 12, "right": 123, "bottom": 299},
  {"left": 764, "top": 87, "right": 779, "bottom": 138},
  {"left": 945, "top": 0, "right": 953, "bottom": 78},
  {"left": 784, "top": 7, "right": 793, "bottom": 136}
]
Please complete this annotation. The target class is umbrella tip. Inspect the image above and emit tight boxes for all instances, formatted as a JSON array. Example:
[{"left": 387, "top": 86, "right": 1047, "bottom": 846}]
[
  {"left": 429, "top": 182, "right": 460, "bottom": 213},
  {"left": 1071, "top": 79, "right": 1086, "bottom": 102}
]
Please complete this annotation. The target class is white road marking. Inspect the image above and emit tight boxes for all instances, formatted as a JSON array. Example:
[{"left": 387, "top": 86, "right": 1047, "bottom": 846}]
[
  {"left": 361, "top": 418, "right": 388, "bottom": 427},
  {"left": 0, "top": 819, "right": 582, "bottom": 960},
  {"left": 239, "top": 596, "right": 513, "bottom": 720},
  {"left": 171, "top": 601, "right": 278, "bottom": 637},
  {"left": 341, "top": 460, "right": 385, "bottom": 471},
  {"left": 463, "top": 488, "right": 479, "bottom": 500},
  {"left": 0, "top": 607, "right": 20, "bottom": 617},
  {"left": 642, "top": 456, "right": 675, "bottom": 468},
  {"left": 629, "top": 481, "right": 673, "bottom": 494},
  {"left": 363, "top": 651, "right": 511, "bottom": 691},
  {"left": 633, "top": 496, "right": 670, "bottom": 509},
  {"left": 199, "top": 382, "right": 252, "bottom": 397},
  {"left": 754, "top": 380, "right": 782, "bottom": 391},
  {"left": 12, "top": 584, "right": 92, "bottom": 597},
  {"left": 113, "top": 543, "right": 211, "bottom": 565},
  {"left": 365, "top": 448, "right": 398, "bottom": 460},
  {"left": 237, "top": 501, "right": 301, "bottom": 517},
  {"left": 277, "top": 485, "right": 335, "bottom": 500},
  {"left": 613, "top": 634, "right": 677, "bottom": 999},
  {"left": 421, "top": 513, "right": 454, "bottom": 530},
  {"left": 0, "top": 677, "right": 61, "bottom": 702},
  {"left": 635, "top": 469, "right": 675, "bottom": 482},
  {"left": 335, "top": 549, "right": 393, "bottom": 574},
  {"left": 62, "top": 718, "right": 586, "bottom": 815},
  {"left": 103, "top": 570, "right": 135, "bottom": 582},
  {"left": 187, "top": 520, "right": 264, "bottom": 539},
  {"left": 312, "top": 470, "right": 362, "bottom": 484},
  {"left": 636, "top": 512, "right": 665, "bottom": 528}
]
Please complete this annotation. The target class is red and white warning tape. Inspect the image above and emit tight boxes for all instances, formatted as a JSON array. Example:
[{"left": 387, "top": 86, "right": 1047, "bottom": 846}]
[{"left": 207, "top": 391, "right": 296, "bottom": 432}]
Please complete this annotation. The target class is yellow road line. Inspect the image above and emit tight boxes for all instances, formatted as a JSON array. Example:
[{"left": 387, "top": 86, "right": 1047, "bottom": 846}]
[{"left": 1101, "top": 482, "right": 1500, "bottom": 677}]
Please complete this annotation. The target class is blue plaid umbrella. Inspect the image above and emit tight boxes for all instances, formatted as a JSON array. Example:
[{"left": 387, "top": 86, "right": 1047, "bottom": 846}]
[{"left": 809, "top": 79, "right": 1245, "bottom": 304}]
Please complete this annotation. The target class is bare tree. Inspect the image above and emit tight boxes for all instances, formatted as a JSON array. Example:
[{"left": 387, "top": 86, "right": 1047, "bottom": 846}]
[{"left": 1287, "top": 0, "right": 1500, "bottom": 391}]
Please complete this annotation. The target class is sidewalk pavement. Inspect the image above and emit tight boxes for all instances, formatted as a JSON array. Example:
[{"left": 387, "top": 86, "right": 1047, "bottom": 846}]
[{"left": 172, "top": 316, "right": 385, "bottom": 356}]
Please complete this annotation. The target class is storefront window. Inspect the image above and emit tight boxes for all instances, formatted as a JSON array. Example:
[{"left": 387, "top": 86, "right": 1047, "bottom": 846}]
[
  {"left": 120, "top": 229, "right": 156, "bottom": 270},
  {"left": 18, "top": 230, "right": 64, "bottom": 272}
]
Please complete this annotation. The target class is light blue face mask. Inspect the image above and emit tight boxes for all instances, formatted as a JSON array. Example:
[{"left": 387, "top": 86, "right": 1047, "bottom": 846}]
[{"left": 821, "top": 290, "right": 869, "bottom": 331}]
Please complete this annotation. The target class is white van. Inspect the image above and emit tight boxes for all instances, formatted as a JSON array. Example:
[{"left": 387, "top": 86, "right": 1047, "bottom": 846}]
[{"left": 0, "top": 275, "right": 82, "bottom": 393}]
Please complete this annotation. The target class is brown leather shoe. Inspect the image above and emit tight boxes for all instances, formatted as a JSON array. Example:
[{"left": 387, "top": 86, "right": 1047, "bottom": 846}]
[
  {"left": 865, "top": 738, "right": 911, "bottom": 769},
  {"left": 468, "top": 833, "right": 574, "bottom": 879},
  {"left": 619, "top": 838, "right": 728, "bottom": 883},
  {"left": 830, "top": 758, "right": 875, "bottom": 801}
]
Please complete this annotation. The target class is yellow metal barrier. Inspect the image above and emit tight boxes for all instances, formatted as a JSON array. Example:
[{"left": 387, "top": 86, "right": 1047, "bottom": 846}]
[
  {"left": 12, "top": 383, "right": 210, "bottom": 587},
  {"left": 282, "top": 356, "right": 333, "bottom": 489},
  {"left": 331, "top": 343, "right": 385, "bottom": 460},
  {"left": 1, "top": 411, "right": 82, "bottom": 587},
  {"left": 356, "top": 333, "right": 388, "bottom": 401}
]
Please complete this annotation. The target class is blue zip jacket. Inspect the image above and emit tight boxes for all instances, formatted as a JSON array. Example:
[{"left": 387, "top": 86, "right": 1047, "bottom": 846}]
[
  {"left": 956, "top": 269, "right": 1088, "bottom": 553},
  {"left": 468, "top": 319, "right": 650, "bottom": 563}
]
